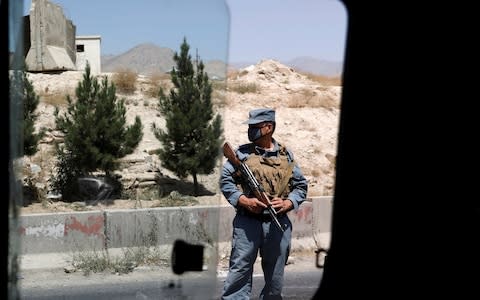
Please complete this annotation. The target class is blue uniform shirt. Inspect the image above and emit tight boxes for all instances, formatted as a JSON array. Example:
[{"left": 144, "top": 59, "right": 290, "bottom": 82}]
[{"left": 220, "top": 139, "right": 308, "bottom": 211}]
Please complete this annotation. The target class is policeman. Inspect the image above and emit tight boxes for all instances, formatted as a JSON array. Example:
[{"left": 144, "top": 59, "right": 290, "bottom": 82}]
[{"left": 220, "top": 108, "right": 308, "bottom": 299}]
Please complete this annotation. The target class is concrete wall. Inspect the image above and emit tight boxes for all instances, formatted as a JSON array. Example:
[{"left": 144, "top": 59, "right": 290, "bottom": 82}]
[
  {"left": 25, "top": 0, "right": 76, "bottom": 72},
  {"left": 18, "top": 197, "right": 333, "bottom": 258},
  {"left": 76, "top": 36, "right": 101, "bottom": 75},
  {"left": 19, "top": 211, "right": 106, "bottom": 254}
]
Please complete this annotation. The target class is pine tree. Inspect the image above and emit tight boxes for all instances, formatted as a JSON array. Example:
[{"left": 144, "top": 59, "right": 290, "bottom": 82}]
[
  {"left": 52, "top": 63, "right": 143, "bottom": 200},
  {"left": 152, "top": 37, "right": 223, "bottom": 196},
  {"left": 9, "top": 69, "right": 45, "bottom": 157}
]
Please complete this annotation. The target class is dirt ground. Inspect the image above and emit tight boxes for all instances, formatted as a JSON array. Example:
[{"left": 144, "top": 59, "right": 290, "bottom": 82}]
[
  {"left": 20, "top": 59, "right": 339, "bottom": 215},
  {"left": 19, "top": 195, "right": 223, "bottom": 215}
]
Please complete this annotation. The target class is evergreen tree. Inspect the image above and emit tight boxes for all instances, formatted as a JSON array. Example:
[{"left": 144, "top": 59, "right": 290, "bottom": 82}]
[
  {"left": 9, "top": 69, "right": 45, "bottom": 157},
  {"left": 52, "top": 63, "right": 143, "bottom": 199},
  {"left": 152, "top": 37, "right": 223, "bottom": 196}
]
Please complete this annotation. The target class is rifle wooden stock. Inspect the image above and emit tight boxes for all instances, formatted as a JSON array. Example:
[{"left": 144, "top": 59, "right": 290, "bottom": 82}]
[
  {"left": 223, "top": 142, "right": 285, "bottom": 233},
  {"left": 223, "top": 142, "right": 242, "bottom": 167}
]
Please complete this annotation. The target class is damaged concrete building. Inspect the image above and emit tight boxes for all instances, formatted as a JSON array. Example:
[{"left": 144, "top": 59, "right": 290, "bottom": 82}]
[{"left": 24, "top": 0, "right": 101, "bottom": 74}]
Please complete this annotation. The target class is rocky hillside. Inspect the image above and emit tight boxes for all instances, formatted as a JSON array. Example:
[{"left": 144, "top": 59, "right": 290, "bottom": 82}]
[
  {"left": 23, "top": 59, "right": 341, "bottom": 208},
  {"left": 102, "top": 43, "right": 175, "bottom": 75}
]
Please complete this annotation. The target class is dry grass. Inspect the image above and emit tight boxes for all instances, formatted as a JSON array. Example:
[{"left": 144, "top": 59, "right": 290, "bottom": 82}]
[
  {"left": 211, "top": 79, "right": 228, "bottom": 107},
  {"left": 299, "top": 71, "right": 342, "bottom": 86},
  {"left": 112, "top": 67, "right": 138, "bottom": 94},
  {"left": 149, "top": 71, "right": 170, "bottom": 83},
  {"left": 287, "top": 88, "right": 338, "bottom": 109},
  {"left": 143, "top": 72, "right": 172, "bottom": 98},
  {"left": 39, "top": 93, "right": 68, "bottom": 106},
  {"left": 228, "top": 82, "right": 260, "bottom": 94},
  {"left": 70, "top": 246, "right": 169, "bottom": 275},
  {"left": 38, "top": 87, "right": 75, "bottom": 106},
  {"left": 211, "top": 79, "right": 227, "bottom": 91}
]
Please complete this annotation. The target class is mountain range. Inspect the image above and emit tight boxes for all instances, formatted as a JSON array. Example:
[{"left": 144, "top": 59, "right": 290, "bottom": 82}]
[{"left": 101, "top": 43, "right": 343, "bottom": 78}]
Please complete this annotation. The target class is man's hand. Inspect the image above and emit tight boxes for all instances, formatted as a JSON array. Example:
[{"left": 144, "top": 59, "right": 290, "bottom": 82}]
[
  {"left": 238, "top": 195, "right": 267, "bottom": 214},
  {"left": 270, "top": 197, "right": 293, "bottom": 214}
]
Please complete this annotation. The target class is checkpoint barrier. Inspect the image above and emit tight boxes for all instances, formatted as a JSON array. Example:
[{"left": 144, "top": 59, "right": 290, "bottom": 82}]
[{"left": 18, "top": 196, "right": 333, "bottom": 256}]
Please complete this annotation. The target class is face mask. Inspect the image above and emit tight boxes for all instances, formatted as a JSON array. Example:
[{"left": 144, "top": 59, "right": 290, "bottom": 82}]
[{"left": 248, "top": 127, "right": 263, "bottom": 142}]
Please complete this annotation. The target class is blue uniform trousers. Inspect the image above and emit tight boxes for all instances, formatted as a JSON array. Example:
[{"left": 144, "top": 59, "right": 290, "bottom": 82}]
[{"left": 221, "top": 211, "right": 292, "bottom": 300}]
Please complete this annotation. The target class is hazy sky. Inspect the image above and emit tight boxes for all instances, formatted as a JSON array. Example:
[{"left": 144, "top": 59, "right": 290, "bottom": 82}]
[{"left": 22, "top": 0, "right": 347, "bottom": 64}]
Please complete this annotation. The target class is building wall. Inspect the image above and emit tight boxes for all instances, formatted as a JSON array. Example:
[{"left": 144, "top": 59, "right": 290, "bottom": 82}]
[{"left": 76, "top": 36, "right": 101, "bottom": 75}]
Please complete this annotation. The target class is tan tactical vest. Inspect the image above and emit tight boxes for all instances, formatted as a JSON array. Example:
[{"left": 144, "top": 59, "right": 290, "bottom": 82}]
[{"left": 242, "top": 144, "right": 295, "bottom": 199}]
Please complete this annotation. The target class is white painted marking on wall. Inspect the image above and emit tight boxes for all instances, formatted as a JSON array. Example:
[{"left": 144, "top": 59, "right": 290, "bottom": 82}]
[{"left": 25, "top": 223, "right": 64, "bottom": 239}]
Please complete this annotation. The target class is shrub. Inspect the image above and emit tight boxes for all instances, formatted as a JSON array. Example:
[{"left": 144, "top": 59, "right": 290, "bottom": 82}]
[
  {"left": 112, "top": 67, "right": 138, "bottom": 94},
  {"left": 229, "top": 82, "right": 260, "bottom": 94}
]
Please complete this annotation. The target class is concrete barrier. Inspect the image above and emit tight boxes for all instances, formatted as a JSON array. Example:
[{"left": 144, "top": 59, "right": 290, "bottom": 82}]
[
  {"left": 18, "top": 196, "right": 333, "bottom": 256},
  {"left": 104, "top": 206, "right": 224, "bottom": 248},
  {"left": 19, "top": 211, "right": 105, "bottom": 254},
  {"left": 25, "top": 0, "right": 77, "bottom": 72}
]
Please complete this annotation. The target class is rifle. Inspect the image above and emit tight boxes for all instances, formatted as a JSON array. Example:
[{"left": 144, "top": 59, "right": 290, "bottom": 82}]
[{"left": 223, "top": 142, "right": 285, "bottom": 233}]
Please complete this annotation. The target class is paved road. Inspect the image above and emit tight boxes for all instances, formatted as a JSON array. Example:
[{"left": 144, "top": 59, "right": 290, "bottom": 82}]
[{"left": 17, "top": 253, "right": 323, "bottom": 299}]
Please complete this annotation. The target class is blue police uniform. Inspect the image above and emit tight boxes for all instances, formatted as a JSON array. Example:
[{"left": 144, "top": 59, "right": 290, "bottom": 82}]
[{"left": 220, "top": 109, "right": 308, "bottom": 299}]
